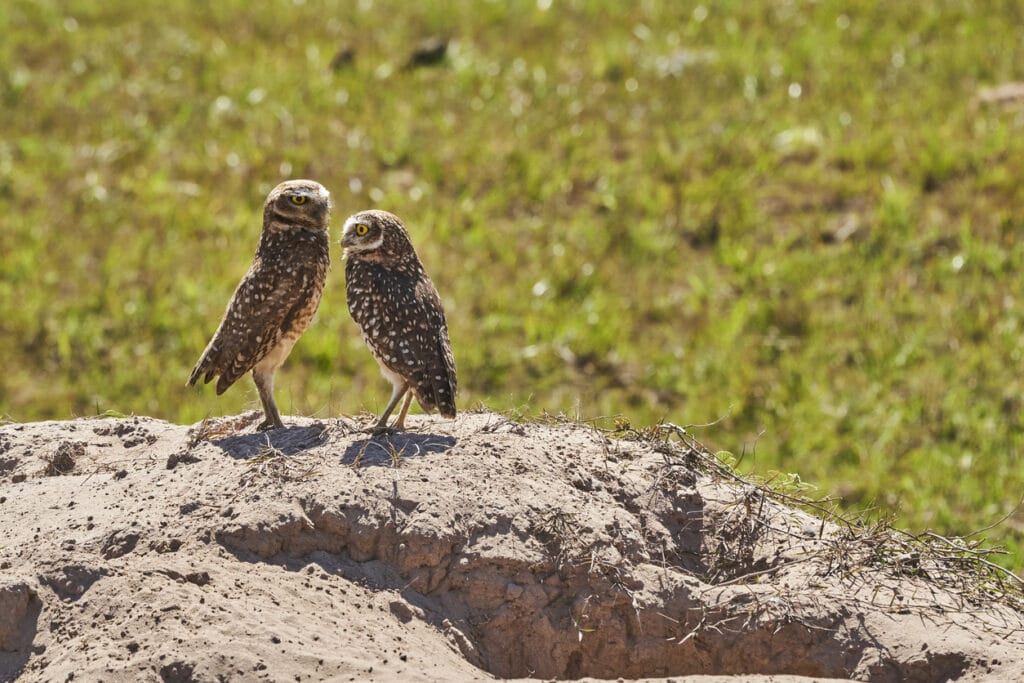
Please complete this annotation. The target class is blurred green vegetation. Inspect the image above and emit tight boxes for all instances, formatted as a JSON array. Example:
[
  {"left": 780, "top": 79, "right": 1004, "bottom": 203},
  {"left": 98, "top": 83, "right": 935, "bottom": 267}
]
[{"left": 2, "top": 0, "right": 1023, "bottom": 569}]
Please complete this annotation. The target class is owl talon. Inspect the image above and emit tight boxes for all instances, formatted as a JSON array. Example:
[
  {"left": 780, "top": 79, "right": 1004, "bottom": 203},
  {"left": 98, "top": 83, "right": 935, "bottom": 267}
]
[{"left": 257, "top": 419, "right": 284, "bottom": 432}]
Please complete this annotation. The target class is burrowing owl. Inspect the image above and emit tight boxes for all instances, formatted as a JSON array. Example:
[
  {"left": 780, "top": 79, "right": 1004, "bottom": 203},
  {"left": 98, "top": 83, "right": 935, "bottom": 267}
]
[
  {"left": 187, "top": 179, "right": 331, "bottom": 431},
  {"left": 341, "top": 210, "right": 456, "bottom": 433}
]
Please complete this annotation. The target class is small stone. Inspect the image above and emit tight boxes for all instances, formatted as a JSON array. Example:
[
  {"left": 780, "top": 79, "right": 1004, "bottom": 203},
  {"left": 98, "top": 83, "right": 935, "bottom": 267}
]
[
  {"left": 505, "top": 583, "right": 524, "bottom": 600},
  {"left": 185, "top": 572, "right": 211, "bottom": 586},
  {"left": 388, "top": 600, "right": 416, "bottom": 623}
]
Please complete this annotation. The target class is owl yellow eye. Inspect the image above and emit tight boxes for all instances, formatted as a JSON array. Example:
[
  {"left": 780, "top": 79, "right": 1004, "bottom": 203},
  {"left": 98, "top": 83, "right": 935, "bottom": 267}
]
[
  {"left": 355, "top": 224, "right": 369, "bottom": 236},
  {"left": 290, "top": 195, "right": 307, "bottom": 205}
]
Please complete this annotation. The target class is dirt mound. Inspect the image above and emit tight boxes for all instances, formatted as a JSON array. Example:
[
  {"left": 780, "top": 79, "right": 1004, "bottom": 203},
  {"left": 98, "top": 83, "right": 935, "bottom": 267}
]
[{"left": 0, "top": 410, "right": 1021, "bottom": 682}]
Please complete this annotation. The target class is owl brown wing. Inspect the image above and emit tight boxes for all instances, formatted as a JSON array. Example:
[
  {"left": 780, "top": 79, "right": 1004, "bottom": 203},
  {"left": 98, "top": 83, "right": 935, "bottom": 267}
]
[
  {"left": 187, "top": 263, "right": 312, "bottom": 394},
  {"left": 434, "top": 310, "right": 457, "bottom": 416},
  {"left": 405, "top": 280, "right": 457, "bottom": 418}
]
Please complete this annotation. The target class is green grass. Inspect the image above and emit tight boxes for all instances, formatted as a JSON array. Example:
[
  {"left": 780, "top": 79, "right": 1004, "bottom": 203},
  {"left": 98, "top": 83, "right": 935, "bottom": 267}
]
[{"left": 2, "top": 0, "right": 1023, "bottom": 570}]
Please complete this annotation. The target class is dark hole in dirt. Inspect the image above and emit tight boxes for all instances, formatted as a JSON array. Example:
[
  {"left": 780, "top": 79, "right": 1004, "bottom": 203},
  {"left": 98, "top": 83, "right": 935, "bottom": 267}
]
[{"left": 42, "top": 441, "right": 84, "bottom": 476}]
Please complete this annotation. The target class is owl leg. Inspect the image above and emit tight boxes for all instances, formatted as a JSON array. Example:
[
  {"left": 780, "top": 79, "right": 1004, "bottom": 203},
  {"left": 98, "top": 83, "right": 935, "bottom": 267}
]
[
  {"left": 252, "top": 367, "right": 285, "bottom": 431},
  {"left": 372, "top": 381, "right": 409, "bottom": 434},
  {"left": 392, "top": 391, "right": 415, "bottom": 431}
]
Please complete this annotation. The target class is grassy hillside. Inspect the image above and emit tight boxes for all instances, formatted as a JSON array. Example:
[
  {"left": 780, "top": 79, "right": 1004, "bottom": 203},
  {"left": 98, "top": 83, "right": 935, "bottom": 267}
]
[{"left": 2, "top": 0, "right": 1023, "bottom": 569}]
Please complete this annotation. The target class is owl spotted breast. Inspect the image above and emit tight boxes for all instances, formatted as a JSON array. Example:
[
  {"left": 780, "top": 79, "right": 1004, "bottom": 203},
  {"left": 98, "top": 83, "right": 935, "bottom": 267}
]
[
  {"left": 187, "top": 179, "right": 331, "bottom": 431},
  {"left": 341, "top": 210, "right": 457, "bottom": 434}
]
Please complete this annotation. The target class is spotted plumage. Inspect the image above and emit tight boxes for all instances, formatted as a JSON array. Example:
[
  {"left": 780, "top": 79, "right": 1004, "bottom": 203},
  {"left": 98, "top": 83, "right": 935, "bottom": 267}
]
[
  {"left": 187, "top": 179, "right": 331, "bottom": 431},
  {"left": 342, "top": 210, "right": 457, "bottom": 433}
]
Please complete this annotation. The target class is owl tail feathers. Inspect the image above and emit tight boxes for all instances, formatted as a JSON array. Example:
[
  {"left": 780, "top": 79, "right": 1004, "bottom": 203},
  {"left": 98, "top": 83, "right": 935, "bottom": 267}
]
[
  {"left": 187, "top": 344, "right": 228, "bottom": 392},
  {"left": 186, "top": 361, "right": 216, "bottom": 388},
  {"left": 432, "top": 372, "right": 457, "bottom": 419},
  {"left": 420, "top": 399, "right": 456, "bottom": 420},
  {"left": 438, "top": 399, "right": 456, "bottom": 420},
  {"left": 186, "top": 365, "right": 204, "bottom": 387},
  {"left": 412, "top": 383, "right": 456, "bottom": 420},
  {"left": 186, "top": 362, "right": 237, "bottom": 396},
  {"left": 430, "top": 390, "right": 456, "bottom": 419}
]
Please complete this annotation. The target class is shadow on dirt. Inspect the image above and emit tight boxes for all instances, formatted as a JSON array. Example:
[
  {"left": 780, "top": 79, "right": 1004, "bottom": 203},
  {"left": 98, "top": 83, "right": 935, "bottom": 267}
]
[
  {"left": 341, "top": 432, "right": 457, "bottom": 466},
  {"left": 211, "top": 424, "right": 329, "bottom": 459},
  {"left": 207, "top": 422, "right": 456, "bottom": 466}
]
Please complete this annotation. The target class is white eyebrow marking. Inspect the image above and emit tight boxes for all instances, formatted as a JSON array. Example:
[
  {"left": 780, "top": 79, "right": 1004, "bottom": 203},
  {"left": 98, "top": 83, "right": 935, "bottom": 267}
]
[
  {"left": 342, "top": 215, "right": 364, "bottom": 234},
  {"left": 342, "top": 216, "right": 384, "bottom": 251}
]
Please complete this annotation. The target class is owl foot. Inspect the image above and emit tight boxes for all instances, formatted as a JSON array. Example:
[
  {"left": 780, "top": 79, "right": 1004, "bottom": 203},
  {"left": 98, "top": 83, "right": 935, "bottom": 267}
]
[{"left": 257, "top": 419, "right": 285, "bottom": 432}]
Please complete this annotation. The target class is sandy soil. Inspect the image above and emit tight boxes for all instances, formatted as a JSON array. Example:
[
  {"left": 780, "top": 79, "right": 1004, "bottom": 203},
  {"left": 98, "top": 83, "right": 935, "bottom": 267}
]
[{"left": 0, "top": 410, "right": 1021, "bottom": 682}]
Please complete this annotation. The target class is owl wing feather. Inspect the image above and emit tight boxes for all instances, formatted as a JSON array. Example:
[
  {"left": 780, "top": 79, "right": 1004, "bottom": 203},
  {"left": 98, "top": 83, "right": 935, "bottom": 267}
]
[
  {"left": 433, "top": 310, "right": 458, "bottom": 417},
  {"left": 404, "top": 280, "right": 457, "bottom": 417},
  {"left": 187, "top": 262, "right": 312, "bottom": 394}
]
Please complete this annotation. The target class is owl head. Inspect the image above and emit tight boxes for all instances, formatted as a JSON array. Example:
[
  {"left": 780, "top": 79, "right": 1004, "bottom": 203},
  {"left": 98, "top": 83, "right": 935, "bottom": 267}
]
[
  {"left": 341, "top": 209, "right": 418, "bottom": 266},
  {"left": 264, "top": 179, "right": 331, "bottom": 231}
]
